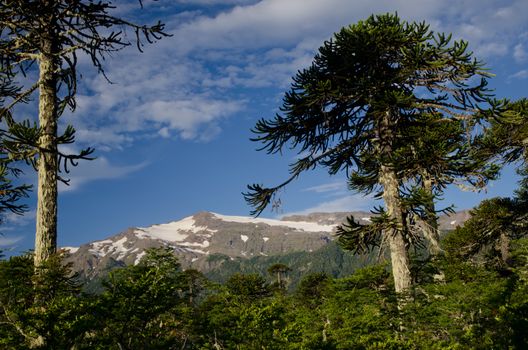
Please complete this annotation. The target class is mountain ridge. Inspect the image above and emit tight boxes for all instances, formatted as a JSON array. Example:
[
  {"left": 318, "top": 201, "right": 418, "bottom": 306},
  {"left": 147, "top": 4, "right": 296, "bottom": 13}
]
[{"left": 64, "top": 210, "right": 470, "bottom": 279}]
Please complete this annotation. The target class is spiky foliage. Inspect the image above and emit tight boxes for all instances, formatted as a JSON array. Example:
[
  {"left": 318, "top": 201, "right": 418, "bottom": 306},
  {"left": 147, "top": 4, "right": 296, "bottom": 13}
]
[
  {"left": 477, "top": 98, "right": 528, "bottom": 164},
  {"left": 267, "top": 263, "right": 291, "bottom": 289},
  {"left": 444, "top": 196, "right": 528, "bottom": 266},
  {"left": 0, "top": 162, "right": 30, "bottom": 219},
  {"left": 245, "top": 13, "right": 501, "bottom": 291},
  {"left": 0, "top": 0, "right": 169, "bottom": 267},
  {"left": 0, "top": 74, "right": 31, "bottom": 221},
  {"left": 245, "top": 12, "right": 498, "bottom": 214}
]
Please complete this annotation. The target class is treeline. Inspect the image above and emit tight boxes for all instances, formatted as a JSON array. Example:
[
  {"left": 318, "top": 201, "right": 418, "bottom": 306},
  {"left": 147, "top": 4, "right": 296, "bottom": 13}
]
[
  {"left": 1, "top": 197, "right": 527, "bottom": 349},
  {"left": 244, "top": 13, "right": 524, "bottom": 299},
  {"left": 1, "top": 7, "right": 528, "bottom": 349}
]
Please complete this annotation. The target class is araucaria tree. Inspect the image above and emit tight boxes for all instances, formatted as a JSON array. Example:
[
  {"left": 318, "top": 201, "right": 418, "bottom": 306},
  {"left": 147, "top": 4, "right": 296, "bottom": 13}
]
[
  {"left": 0, "top": 1, "right": 168, "bottom": 269},
  {"left": 245, "top": 13, "right": 500, "bottom": 294}
]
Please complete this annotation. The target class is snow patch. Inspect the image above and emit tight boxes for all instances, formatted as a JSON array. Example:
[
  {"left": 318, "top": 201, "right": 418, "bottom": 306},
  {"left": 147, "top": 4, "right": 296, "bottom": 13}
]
[
  {"left": 91, "top": 239, "right": 112, "bottom": 249},
  {"left": 263, "top": 237, "right": 269, "bottom": 242},
  {"left": 62, "top": 246, "right": 79, "bottom": 253},
  {"left": 450, "top": 220, "right": 456, "bottom": 225},
  {"left": 180, "top": 240, "right": 210, "bottom": 249},
  {"left": 134, "top": 252, "right": 146, "bottom": 265},
  {"left": 89, "top": 239, "right": 113, "bottom": 257},
  {"left": 112, "top": 236, "right": 129, "bottom": 260},
  {"left": 240, "top": 234, "right": 249, "bottom": 242},
  {"left": 212, "top": 213, "right": 336, "bottom": 232},
  {"left": 135, "top": 215, "right": 214, "bottom": 242},
  {"left": 361, "top": 217, "right": 371, "bottom": 222},
  {"left": 185, "top": 248, "right": 207, "bottom": 255},
  {"left": 191, "top": 257, "right": 199, "bottom": 262}
]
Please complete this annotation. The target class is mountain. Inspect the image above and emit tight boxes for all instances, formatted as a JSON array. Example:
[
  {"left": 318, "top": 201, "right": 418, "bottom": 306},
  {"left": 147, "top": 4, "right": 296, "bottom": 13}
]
[
  {"left": 202, "top": 240, "right": 376, "bottom": 289},
  {"left": 64, "top": 210, "right": 469, "bottom": 280}
]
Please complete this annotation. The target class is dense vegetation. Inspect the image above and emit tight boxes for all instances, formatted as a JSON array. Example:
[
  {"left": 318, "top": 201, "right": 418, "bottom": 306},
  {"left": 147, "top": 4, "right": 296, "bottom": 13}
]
[
  {"left": 1, "top": 208, "right": 527, "bottom": 349},
  {"left": 1, "top": 10, "right": 527, "bottom": 349},
  {"left": 202, "top": 241, "right": 375, "bottom": 289}
]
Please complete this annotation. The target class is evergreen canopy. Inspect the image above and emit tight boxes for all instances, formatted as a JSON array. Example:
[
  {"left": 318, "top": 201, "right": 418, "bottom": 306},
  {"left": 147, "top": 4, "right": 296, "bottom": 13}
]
[
  {"left": 245, "top": 13, "right": 499, "bottom": 216},
  {"left": 245, "top": 13, "right": 503, "bottom": 293}
]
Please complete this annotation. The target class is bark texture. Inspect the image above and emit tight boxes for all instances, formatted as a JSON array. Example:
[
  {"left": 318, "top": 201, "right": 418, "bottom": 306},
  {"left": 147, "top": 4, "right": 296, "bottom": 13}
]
[
  {"left": 377, "top": 111, "right": 412, "bottom": 294},
  {"left": 380, "top": 166, "right": 413, "bottom": 293},
  {"left": 34, "top": 13, "right": 59, "bottom": 269},
  {"left": 499, "top": 232, "right": 510, "bottom": 264},
  {"left": 422, "top": 174, "right": 443, "bottom": 256}
]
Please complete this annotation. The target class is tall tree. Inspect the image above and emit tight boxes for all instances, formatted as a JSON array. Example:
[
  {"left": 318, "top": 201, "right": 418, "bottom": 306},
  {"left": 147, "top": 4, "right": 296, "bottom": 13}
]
[
  {"left": 267, "top": 263, "right": 291, "bottom": 289},
  {"left": 0, "top": 0, "right": 169, "bottom": 269},
  {"left": 245, "top": 13, "right": 500, "bottom": 293}
]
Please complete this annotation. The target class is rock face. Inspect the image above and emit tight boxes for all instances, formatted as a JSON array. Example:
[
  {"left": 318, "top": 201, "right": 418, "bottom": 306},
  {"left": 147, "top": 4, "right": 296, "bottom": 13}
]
[
  {"left": 64, "top": 210, "right": 469, "bottom": 279},
  {"left": 65, "top": 212, "right": 336, "bottom": 278}
]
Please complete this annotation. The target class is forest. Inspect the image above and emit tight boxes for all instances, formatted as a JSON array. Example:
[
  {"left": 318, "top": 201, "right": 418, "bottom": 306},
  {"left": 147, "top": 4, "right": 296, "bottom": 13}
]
[{"left": 0, "top": 2, "right": 527, "bottom": 350}]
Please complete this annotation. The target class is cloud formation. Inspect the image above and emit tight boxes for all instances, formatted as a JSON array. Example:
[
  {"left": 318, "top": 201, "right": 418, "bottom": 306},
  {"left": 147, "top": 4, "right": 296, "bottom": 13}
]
[
  {"left": 510, "top": 70, "right": 528, "bottom": 80},
  {"left": 2, "top": 209, "right": 36, "bottom": 229},
  {"left": 0, "top": 235, "right": 24, "bottom": 247},
  {"left": 303, "top": 181, "right": 347, "bottom": 195},
  {"left": 58, "top": 156, "right": 148, "bottom": 193},
  {"left": 63, "top": 1, "right": 528, "bottom": 155},
  {"left": 284, "top": 194, "right": 376, "bottom": 216},
  {"left": 514, "top": 43, "right": 527, "bottom": 62}
]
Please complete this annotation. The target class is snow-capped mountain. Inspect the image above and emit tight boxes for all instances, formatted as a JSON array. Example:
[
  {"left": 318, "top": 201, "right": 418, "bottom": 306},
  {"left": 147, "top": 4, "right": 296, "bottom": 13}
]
[
  {"left": 64, "top": 210, "right": 469, "bottom": 279},
  {"left": 65, "top": 211, "right": 342, "bottom": 278}
]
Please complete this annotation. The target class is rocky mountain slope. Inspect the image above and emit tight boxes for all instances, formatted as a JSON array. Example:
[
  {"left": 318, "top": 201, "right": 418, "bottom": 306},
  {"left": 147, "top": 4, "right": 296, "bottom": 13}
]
[{"left": 64, "top": 210, "right": 469, "bottom": 279}]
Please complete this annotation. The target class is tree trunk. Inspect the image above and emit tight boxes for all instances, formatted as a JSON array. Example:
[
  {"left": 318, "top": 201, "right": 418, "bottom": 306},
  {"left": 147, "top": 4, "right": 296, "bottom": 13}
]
[
  {"left": 34, "top": 16, "right": 59, "bottom": 270},
  {"left": 376, "top": 111, "right": 412, "bottom": 294},
  {"left": 422, "top": 173, "right": 443, "bottom": 256},
  {"left": 499, "top": 232, "right": 510, "bottom": 264},
  {"left": 379, "top": 166, "right": 412, "bottom": 293}
]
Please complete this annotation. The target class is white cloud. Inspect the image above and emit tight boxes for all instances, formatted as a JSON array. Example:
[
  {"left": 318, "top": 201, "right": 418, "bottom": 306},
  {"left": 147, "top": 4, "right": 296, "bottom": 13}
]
[
  {"left": 514, "top": 43, "right": 527, "bottom": 62},
  {"left": 2, "top": 209, "right": 36, "bottom": 229},
  {"left": 158, "top": 0, "right": 527, "bottom": 100},
  {"left": 58, "top": 157, "right": 148, "bottom": 193},
  {"left": 61, "top": 0, "right": 528, "bottom": 151},
  {"left": 285, "top": 194, "right": 376, "bottom": 216},
  {"left": 510, "top": 69, "right": 528, "bottom": 79},
  {"left": 303, "top": 181, "right": 347, "bottom": 194},
  {"left": 0, "top": 235, "right": 24, "bottom": 247},
  {"left": 167, "top": 0, "right": 528, "bottom": 57},
  {"left": 169, "top": 0, "right": 448, "bottom": 53},
  {"left": 67, "top": 47, "right": 246, "bottom": 149},
  {"left": 158, "top": 127, "right": 171, "bottom": 138}
]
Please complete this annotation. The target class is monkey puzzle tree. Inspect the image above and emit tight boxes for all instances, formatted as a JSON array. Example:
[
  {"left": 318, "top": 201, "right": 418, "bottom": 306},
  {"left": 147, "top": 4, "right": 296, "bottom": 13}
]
[
  {"left": 0, "top": 0, "right": 169, "bottom": 269},
  {"left": 359, "top": 113, "right": 498, "bottom": 256},
  {"left": 447, "top": 99, "right": 528, "bottom": 265},
  {"left": 245, "top": 13, "right": 500, "bottom": 293},
  {"left": 267, "top": 263, "right": 291, "bottom": 289}
]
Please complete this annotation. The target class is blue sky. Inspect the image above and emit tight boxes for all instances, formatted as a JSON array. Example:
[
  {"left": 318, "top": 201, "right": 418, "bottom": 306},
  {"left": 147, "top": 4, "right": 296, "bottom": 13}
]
[{"left": 1, "top": 0, "right": 527, "bottom": 253}]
